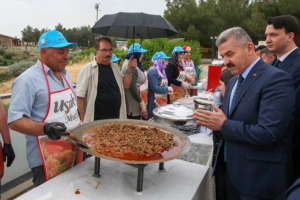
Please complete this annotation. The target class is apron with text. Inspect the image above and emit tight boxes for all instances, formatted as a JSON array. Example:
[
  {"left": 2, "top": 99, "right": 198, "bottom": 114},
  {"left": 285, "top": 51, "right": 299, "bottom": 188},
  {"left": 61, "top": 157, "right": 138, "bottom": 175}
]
[
  {"left": 183, "top": 60, "right": 195, "bottom": 77},
  {"left": 154, "top": 78, "right": 168, "bottom": 106},
  {"left": 36, "top": 62, "right": 81, "bottom": 181},
  {"left": 138, "top": 71, "right": 148, "bottom": 119},
  {"left": 170, "top": 66, "right": 186, "bottom": 103}
]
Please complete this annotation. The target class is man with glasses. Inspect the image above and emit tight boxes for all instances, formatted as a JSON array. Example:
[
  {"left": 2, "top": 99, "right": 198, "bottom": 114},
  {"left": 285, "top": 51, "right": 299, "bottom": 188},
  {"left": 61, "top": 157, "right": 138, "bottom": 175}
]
[
  {"left": 76, "top": 37, "right": 136, "bottom": 123},
  {"left": 182, "top": 46, "right": 199, "bottom": 86}
]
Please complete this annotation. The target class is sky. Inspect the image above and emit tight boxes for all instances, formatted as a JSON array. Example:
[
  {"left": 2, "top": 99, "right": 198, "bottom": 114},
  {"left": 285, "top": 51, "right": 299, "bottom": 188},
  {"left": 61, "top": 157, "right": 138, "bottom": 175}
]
[{"left": 0, "top": 0, "right": 167, "bottom": 39}]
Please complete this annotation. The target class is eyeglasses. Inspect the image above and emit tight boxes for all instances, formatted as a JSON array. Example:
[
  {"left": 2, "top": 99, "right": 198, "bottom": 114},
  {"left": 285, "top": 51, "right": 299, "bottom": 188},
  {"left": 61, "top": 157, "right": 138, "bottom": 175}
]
[
  {"left": 186, "top": 51, "right": 191, "bottom": 53},
  {"left": 97, "top": 48, "right": 113, "bottom": 53}
]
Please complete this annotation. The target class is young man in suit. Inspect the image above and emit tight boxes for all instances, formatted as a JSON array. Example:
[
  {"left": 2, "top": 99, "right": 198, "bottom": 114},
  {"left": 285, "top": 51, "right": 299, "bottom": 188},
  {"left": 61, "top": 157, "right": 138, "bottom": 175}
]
[
  {"left": 265, "top": 15, "right": 300, "bottom": 179},
  {"left": 193, "top": 27, "right": 295, "bottom": 200}
]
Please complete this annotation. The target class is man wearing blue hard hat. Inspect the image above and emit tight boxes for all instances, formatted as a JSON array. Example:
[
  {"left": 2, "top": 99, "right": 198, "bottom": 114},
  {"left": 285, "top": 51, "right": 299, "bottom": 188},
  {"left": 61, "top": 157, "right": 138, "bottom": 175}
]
[
  {"left": 166, "top": 46, "right": 191, "bottom": 103},
  {"left": 8, "top": 30, "right": 82, "bottom": 186},
  {"left": 147, "top": 51, "right": 173, "bottom": 118},
  {"left": 121, "top": 43, "right": 148, "bottom": 119}
]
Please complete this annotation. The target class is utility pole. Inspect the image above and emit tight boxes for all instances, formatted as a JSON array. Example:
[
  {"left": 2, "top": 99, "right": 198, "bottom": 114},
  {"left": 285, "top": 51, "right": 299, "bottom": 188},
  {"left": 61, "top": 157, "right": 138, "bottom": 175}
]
[{"left": 95, "top": 3, "right": 101, "bottom": 22}]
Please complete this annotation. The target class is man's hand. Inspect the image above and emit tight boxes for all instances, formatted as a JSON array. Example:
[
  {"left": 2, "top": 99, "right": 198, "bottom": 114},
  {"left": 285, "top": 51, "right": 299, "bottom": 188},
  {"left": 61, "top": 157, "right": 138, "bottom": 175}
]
[
  {"left": 193, "top": 104, "right": 227, "bottom": 131},
  {"left": 140, "top": 101, "right": 147, "bottom": 115},
  {"left": 43, "top": 122, "right": 69, "bottom": 140},
  {"left": 2, "top": 143, "right": 15, "bottom": 167},
  {"left": 127, "top": 55, "right": 137, "bottom": 74}
]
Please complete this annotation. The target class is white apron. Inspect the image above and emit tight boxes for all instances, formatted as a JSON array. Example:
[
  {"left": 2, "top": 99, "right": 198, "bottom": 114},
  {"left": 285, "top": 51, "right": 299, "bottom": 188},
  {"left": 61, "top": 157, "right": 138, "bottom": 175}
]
[
  {"left": 154, "top": 78, "right": 168, "bottom": 106},
  {"left": 36, "top": 62, "right": 81, "bottom": 181},
  {"left": 183, "top": 60, "right": 195, "bottom": 77},
  {"left": 170, "top": 66, "right": 186, "bottom": 103},
  {"left": 138, "top": 71, "right": 148, "bottom": 119}
]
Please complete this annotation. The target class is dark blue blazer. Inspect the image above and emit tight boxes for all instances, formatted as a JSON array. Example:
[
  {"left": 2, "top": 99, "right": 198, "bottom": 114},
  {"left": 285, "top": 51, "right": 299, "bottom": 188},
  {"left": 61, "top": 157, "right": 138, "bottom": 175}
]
[
  {"left": 284, "top": 177, "right": 300, "bottom": 200},
  {"left": 213, "top": 59, "right": 295, "bottom": 199},
  {"left": 272, "top": 48, "right": 300, "bottom": 178}
]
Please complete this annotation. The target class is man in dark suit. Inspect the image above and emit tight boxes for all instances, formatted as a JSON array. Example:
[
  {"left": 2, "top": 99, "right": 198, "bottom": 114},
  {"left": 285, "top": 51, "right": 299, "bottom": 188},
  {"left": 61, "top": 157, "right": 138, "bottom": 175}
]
[
  {"left": 193, "top": 27, "right": 295, "bottom": 200},
  {"left": 265, "top": 15, "right": 300, "bottom": 179}
]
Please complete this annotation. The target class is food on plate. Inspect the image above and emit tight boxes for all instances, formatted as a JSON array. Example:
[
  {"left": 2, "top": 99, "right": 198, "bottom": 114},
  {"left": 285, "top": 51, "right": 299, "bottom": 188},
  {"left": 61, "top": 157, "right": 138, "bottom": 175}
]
[{"left": 83, "top": 124, "right": 179, "bottom": 160}]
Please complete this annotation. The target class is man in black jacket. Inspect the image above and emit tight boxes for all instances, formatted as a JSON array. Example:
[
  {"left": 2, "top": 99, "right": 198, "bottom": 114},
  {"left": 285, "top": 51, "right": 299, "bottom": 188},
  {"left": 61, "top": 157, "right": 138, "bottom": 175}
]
[{"left": 265, "top": 15, "right": 300, "bottom": 179}]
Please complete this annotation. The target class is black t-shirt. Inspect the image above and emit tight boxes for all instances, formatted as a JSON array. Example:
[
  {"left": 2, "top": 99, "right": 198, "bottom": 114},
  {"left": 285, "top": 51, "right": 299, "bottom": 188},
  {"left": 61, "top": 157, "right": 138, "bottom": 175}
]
[{"left": 94, "top": 64, "right": 121, "bottom": 120}]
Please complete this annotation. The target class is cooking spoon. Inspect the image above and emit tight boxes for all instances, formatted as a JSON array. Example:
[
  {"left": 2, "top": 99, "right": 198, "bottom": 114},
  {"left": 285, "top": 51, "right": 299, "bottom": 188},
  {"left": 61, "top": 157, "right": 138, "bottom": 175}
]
[{"left": 66, "top": 131, "right": 90, "bottom": 148}]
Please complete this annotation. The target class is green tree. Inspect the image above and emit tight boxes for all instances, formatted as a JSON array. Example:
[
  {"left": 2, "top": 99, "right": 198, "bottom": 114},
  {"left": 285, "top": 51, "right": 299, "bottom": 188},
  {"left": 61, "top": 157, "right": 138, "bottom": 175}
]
[
  {"left": 164, "top": 0, "right": 201, "bottom": 40},
  {"left": 21, "top": 25, "right": 35, "bottom": 45}
]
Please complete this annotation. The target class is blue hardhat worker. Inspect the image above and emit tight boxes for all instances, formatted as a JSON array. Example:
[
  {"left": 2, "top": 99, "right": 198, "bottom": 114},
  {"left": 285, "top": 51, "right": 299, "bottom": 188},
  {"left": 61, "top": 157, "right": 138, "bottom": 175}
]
[
  {"left": 152, "top": 51, "right": 171, "bottom": 60},
  {"left": 172, "top": 46, "right": 187, "bottom": 54},
  {"left": 111, "top": 53, "right": 121, "bottom": 63},
  {"left": 128, "top": 43, "right": 147, "bottom": 53}
]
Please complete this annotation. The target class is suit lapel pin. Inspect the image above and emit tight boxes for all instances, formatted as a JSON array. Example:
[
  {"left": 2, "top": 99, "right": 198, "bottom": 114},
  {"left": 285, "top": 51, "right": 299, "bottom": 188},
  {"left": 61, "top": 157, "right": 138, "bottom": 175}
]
[{"left": 253, "top": 73, "right": 257, "bottom": 76}]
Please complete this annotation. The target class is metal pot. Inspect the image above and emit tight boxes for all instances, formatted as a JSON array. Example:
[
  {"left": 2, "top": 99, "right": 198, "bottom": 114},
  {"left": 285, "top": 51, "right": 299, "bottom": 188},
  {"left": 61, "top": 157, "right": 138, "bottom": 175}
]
[
  {"left": 152, "top": 102, "right": 196, "bottom": 127},
  {"left": 194, "top": 98, "right": 213, "bottom": 111}
]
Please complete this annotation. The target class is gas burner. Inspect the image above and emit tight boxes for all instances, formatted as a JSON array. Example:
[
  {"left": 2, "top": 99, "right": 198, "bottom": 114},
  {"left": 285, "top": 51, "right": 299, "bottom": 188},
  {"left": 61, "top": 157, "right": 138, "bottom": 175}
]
[{"left": 172, "top": 125, "right": 200, "bottom": 136}]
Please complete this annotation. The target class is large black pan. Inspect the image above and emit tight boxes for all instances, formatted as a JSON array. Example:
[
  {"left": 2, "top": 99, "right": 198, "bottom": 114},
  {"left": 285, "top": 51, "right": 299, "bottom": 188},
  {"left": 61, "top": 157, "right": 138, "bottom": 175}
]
[{"left": 71, "top": 119, "right": 191, "bottom": 164}]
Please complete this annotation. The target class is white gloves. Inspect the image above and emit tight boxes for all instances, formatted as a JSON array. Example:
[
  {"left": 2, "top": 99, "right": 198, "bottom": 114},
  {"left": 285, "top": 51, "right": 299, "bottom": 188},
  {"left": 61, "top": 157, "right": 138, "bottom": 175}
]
[
  {"left": 140, "top": 101, "right": 147, "bottom": 115},
  {"left": 167, "top": 87, "right": 173, "bottom": 95},
  {"left": 181, "top": 82, "right": 191, "bottom": 89}
]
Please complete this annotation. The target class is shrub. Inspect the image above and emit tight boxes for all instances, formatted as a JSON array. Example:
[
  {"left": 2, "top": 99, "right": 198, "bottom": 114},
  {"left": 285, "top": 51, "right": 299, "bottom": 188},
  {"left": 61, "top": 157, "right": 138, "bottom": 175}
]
[
  {"left": 2, "top": 103, "right": 9, "bottom": 114},
  {"left": 127, "top": 38, "right": 201, "bottom": 70},
  {"left": 0, "top": 49, "right": 5, "bottom": 55},
  {"left": 2, "top": 59, "right": 8, "bottom": 66},
  {"left": 6, "top": 60, "right": 35, "bottom": 78},
  {"left": 3, "top": 52, "right": 15, "bottom": 59},
  {"left": 68, "top": 51, "right": 79, "bottom": 60}
]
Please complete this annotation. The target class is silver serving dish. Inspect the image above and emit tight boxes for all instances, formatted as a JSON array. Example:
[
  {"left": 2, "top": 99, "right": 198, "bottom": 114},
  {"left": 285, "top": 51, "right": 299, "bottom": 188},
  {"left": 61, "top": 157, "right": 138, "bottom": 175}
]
[{"left": 152, "top": 102, "right": 196, "bottom": 127}]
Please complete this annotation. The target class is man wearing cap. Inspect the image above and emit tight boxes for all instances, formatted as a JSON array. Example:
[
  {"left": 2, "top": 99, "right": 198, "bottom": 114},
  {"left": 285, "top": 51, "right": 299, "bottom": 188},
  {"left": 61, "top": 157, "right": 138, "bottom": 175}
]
[
  {"left": 182, "top": 46, "right": 199, "bottom": 86},
  {"left": 166, "top": 46, "right": 191, "bottom": 103},
  {"left": 77, "top": 37, "right": 135, "bottom": 123},
  {"left": 121, "top": 43, "right": 148, "bottom": 119},
  {"left": 147, "top": 52, "right": 173, "bottom": 119},
  {"left": 8, "top": 30, "right": 82, "bottom": 186}
]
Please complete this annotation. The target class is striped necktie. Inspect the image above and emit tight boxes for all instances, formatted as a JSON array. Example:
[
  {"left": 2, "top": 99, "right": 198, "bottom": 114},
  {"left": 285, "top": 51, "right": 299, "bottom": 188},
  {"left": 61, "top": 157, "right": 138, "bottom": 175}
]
[
  {"left": 224, "top": 75, "right": 244, "bottom": 161},
  {"left": 273, "top": 59, "right": 281, "bottom": 67}
]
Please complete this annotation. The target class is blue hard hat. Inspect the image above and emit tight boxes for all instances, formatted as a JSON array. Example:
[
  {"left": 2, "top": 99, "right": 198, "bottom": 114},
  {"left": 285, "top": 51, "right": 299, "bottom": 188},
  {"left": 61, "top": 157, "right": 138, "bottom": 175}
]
[
  {"left": 172, "top": 46, "right": 187, "bottom": 54},
  {"left": 128, "top": 43, "right": 147, "bottom": 53},
  {"left": 152, "top": 51, "right": 171, "bottom": 60},
  {"left": 111, "top": 53, "right": 121, "bottom": 63},
  {"left": 38, "top": 30, "right": 77, "bottom": 51}
]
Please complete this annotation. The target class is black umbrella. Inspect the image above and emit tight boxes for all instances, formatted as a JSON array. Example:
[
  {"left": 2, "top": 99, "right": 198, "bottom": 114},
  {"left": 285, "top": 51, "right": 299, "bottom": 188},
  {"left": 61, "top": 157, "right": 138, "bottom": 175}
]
[{"left": 92, "top": 12, "right": 178, "bottom": 39}]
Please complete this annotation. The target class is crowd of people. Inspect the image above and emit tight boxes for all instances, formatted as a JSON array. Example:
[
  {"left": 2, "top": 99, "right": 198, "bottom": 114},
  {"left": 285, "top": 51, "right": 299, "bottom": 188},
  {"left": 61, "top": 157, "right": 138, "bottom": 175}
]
[{"left": 1, "top": 13, "right": 300, "bottom": 200}]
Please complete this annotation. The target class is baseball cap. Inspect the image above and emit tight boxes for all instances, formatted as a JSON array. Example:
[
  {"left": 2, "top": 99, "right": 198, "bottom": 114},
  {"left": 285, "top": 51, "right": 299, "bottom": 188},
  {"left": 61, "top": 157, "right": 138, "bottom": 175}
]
[
  {"left": 182, "top": 46, "right": 192, "bottom": 52},
  {"left": 38, "top": 30, "right": 77, "bottom": 51},
  {"left": 152, "top": 51, "right": 171, "bottom": 60},
  {"left": 172, "top": 46, "right": 187, "bottom": 54},
  {"left": 111, "top": 53, "right": 121, "bottom": 63},
  {"left": 128, "top": 43, "right": 147, "bottom": 53}
]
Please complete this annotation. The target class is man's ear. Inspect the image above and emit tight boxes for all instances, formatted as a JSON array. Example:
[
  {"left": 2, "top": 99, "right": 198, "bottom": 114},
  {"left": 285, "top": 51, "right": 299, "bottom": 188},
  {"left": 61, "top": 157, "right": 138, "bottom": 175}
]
[
  {"left": 40, "top": 48, "right": 47, "bottom": 56},
  {"left": 246, "top": 42, "right": 255, "bottom": 56}
]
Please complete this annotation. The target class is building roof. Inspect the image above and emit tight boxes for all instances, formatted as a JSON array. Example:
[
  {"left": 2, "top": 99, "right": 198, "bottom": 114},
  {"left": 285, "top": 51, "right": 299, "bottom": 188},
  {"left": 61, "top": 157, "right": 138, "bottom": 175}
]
[{"left": 0, "top": 33, "right": 20, "bottom": 40}]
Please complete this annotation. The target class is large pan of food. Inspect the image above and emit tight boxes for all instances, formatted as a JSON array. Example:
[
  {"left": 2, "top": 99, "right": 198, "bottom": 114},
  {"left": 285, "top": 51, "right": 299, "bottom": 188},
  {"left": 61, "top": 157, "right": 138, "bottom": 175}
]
[{"left": 72, "top": 119, "right": 191, "bottom": 164}]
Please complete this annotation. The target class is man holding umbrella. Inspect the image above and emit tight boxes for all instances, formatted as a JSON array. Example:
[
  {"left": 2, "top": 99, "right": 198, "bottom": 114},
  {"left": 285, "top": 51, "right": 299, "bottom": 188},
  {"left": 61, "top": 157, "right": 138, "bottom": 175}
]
[{"left": 76, "top": 37, "right": 136, "bottom": 123}]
